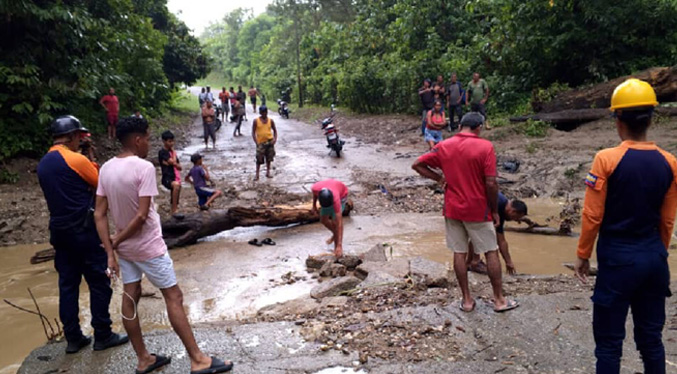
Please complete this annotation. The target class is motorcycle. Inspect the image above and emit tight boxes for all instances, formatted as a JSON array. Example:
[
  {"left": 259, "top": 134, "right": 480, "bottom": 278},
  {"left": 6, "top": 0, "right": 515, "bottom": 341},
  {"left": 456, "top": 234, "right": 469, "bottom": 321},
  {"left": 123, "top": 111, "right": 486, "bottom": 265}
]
[
  {"left": 277, "top": 99, "right": 290, "bottom": 119},
  {"left": 320, "top": 113, "right": 344, "bottom": 157}
]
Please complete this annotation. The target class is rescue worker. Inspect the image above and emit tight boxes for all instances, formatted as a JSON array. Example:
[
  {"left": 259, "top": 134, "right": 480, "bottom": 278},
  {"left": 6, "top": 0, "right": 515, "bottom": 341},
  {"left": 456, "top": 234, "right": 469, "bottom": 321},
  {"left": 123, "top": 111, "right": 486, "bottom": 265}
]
[
  {"left": 574, "top": 79, "right": 676, "bottom": 374},
  {"left": 37, "top": 116, "right": 128, "bottom": 354}
]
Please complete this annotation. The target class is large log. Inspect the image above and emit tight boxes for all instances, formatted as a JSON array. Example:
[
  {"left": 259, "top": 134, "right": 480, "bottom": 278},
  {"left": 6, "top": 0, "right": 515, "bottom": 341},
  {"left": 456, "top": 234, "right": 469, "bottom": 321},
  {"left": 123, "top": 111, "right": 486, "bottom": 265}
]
[
  {"left": 162, "top": 206, "right": 323, "bottom": 248},
  {"left": 31, "top": 205, "right": 352, "bottom": 263},
  {"left": 510, "top": 107, "right": 677, "bottom": 128},
  {"left": 535, "top": 65, "right": 677, "bottom": 113},
  {"left": 503, "top": 226, "right": 574, "bottom": 236}
]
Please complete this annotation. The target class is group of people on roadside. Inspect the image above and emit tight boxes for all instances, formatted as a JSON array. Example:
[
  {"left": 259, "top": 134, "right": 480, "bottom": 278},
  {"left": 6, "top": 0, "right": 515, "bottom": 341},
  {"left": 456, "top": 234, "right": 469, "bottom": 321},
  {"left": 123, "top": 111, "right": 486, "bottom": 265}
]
[{"left": 419, "top": 72, "right": 490, "bottom": 149}]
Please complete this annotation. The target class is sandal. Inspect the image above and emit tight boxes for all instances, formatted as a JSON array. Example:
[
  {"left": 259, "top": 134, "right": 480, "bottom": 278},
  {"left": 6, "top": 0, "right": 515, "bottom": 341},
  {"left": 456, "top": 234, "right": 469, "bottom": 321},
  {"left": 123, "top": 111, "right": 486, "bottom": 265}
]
[
  {"left": 190, "top": 357, "right": 233, "bottom": 374},
  {"left": 494, "top": 299, "right": 519, "bottom": 313},
  {"left": 248, "top": 239, "right": 263, "bottom": 247},
  {"left": 459, "top": 300, "right": 476, "bottom": 313},
  {"left": 135, "top": 354, "right": 171, "bottom": 374},
  {"left": 261, "top": 238, "right": 276, "bottom": 246}
]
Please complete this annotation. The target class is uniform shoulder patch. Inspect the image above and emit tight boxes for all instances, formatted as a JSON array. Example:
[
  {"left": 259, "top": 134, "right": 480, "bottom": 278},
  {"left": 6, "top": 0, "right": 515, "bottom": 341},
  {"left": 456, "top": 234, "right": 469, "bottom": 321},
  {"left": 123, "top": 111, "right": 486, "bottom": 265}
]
[{"left": 584, "top": 173, "right": 598, "bottom": 188}]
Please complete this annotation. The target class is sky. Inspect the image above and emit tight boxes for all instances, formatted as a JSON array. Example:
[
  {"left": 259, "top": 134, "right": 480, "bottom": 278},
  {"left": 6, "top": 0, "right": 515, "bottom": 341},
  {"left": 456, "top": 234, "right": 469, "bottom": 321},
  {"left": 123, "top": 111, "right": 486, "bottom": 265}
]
[{"left": 167, "top": 0, "right": 272, "bottom": 36}]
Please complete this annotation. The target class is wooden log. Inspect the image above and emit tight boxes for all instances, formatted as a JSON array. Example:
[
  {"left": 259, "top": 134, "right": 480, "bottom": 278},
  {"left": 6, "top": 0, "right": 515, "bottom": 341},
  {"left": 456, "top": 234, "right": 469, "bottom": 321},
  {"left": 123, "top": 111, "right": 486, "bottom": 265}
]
[
  {"left": 31, "top": 204, "right": 354, "bottom": 263},
  {"left": 535, "top": 65, "right": 677, "bottom": 113},
  {"left": 503, "top": 226, "right": 574, "bottom": 236},
  {"left": 510, "top": 107, "right": 677, "bottom": 128}
]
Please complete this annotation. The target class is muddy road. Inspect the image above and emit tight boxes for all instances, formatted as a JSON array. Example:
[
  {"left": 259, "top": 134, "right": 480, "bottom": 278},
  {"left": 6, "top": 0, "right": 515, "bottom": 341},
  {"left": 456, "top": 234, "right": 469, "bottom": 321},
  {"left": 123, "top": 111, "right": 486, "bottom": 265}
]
[{"left": 2, "top": 98, "right": 677, "bottom": 373}]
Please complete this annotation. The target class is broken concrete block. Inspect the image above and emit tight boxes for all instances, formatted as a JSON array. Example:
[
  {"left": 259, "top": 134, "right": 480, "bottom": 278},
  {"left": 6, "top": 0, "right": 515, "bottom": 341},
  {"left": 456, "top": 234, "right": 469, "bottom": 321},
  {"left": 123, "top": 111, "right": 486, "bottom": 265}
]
[
  {"left": 408, "top": 256, "right": 450, "bottom": 288},
  {"left": 358, "top": 270, "right": 406, "bottom": 289},
  {"left": 310, "top": 276, "right": 362, "bottom": 299},
  {"left": 306, "top": 254, "right": 336, "bottom": 269},
  {"left": 355, "top": 258, "right": 409, "bottom": 280},
  {"left": 360, "top": 243, "right": 388, "bottom": 262}
]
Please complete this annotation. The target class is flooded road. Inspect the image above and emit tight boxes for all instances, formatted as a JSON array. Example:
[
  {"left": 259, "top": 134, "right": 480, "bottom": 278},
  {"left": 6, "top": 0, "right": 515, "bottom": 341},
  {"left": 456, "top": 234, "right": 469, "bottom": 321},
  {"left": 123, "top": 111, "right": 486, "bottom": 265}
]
[{"left": 3, "top": 95, "right": 677, "bottom": 373}]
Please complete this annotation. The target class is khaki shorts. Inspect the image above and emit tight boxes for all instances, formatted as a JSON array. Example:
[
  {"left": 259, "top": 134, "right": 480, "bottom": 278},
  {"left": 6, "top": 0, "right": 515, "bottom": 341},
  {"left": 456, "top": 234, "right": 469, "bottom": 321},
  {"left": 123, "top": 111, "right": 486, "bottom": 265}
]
[
  {"left": 445, "top": 219, "right": 498, "bottom": 254},
  {"left": 256, "top": 141, "right": 275, "bottom": 165}
]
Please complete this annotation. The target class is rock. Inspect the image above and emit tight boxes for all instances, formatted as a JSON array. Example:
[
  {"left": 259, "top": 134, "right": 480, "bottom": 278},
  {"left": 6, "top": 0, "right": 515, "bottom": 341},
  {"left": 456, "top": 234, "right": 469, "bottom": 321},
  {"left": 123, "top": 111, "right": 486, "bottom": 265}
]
[
  {"left": 337, "top": 255, "right": 362, "bottom": 270},
  {"left": 355, "top": 258, "right": 409, "bottom": 280},
  {"left": 257, "top": 296, "right": 320, "bottom": 318},
  {"left": 319, "top": 262, "right": 347, "bottom": 278},
  {"left": 320, "top": 296, "right": 349, "bottom": 308},
  {"left": 310, "top": 276, "right": 362, "bottom": 299},
  {"left": 360, "top": 243, "right": 388, "bottom": 262},
  {"left": 408, "top": 256, "right": 450, "bottom": 288},
  {"left": 306, "top": 254, "right": 336, "bottom": 269},
  {"left": 358, "top": 270, "right": 406, "bottom": 289},
  {"left": 238, "top": 190, "right": 259, "bottom": 200}
]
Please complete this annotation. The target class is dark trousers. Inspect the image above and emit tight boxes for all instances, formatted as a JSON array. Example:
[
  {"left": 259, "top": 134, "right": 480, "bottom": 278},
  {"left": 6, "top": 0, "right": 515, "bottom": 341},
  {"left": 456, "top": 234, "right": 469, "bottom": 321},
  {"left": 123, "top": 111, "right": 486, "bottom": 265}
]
[
  {"left": 448, "top": 104, "right": 463, "bottom": 128},
  {"left": 51, "top": 228, "right": 112, "bottom": 343},
  {"left": 592, "top": 248, "right": 670, "bottom": 374}
]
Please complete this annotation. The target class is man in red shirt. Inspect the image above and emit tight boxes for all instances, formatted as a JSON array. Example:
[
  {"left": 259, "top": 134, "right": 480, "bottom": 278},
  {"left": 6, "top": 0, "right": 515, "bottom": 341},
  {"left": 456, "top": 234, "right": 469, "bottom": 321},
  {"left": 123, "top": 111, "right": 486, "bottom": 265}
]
[
  {"left": 99, "top": 88, "right": 120, "bottom": 139},
  {"left": 311, "top": 179, "right": 349, "bottom": 258},
  {"left": 412, "top": 112, "right": 518, "bottom": 313}
]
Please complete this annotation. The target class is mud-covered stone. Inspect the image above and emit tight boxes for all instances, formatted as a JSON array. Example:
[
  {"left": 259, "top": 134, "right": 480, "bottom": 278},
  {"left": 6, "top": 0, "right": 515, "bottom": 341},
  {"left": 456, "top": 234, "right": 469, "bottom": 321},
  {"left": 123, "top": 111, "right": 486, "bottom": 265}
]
[
  {"left": 306, "top": 254, "right": 336, "bottom": 269},
  {"left": 408, "top": 256, "right": 450, "bottom": 288},
  {"left": 310, "top": 276, "right": 362, "bottom": 299},
  {"left": 319, "top": 262, "right": 347, "bottom": 278},
  {"left": 358, "top": 270, "right": 406, "bottom": 289},
  {"left": 320, "top": 296, "right": 349, "bottom": 308},
  {"left": 360, "top": 243, "right": 388, "bottom": 262},
  {"left": 355, "top": 258, "right": 409, "bottom": 280},
  {"left": 337, "top": 255, "right": 362, "bottom": 270}
]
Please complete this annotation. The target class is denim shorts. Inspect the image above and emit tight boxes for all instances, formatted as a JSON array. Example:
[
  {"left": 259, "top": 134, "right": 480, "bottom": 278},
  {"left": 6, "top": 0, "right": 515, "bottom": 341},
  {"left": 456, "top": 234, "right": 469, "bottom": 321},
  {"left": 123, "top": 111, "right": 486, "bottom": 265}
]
[
  {"left": 196, "top": 187, "right": 216, "bottom": 206},
  {"left": 424, "top": 128, "right": 443, "bottom": 143}
]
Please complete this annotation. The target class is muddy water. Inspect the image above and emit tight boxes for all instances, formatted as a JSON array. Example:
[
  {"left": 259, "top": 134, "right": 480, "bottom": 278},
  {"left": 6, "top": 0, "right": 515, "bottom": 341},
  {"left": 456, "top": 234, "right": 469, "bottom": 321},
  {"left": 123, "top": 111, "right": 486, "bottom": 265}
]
[{"left": 390, "top": 198, "right": 677, "bottom": 277}]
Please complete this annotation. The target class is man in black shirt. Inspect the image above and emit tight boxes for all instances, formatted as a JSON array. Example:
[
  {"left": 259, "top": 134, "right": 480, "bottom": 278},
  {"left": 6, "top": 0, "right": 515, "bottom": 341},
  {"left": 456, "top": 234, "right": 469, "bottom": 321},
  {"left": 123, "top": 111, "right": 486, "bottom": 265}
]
[
  {"left": 418, "top": 79, "right": 435, "bottom": 136},
  {"left": 468, "top": 192, "right": 528, "bottom": 275}
]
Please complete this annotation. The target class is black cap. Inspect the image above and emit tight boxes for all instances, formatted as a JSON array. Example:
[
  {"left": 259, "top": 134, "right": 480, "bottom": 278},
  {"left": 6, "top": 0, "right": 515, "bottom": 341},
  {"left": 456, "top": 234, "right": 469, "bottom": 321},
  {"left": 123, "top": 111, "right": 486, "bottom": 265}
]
[
  {"left": 190, "top": 153, "right": 203, "bottom": 163},
  {"left": 259, "top": 105, "right": 268, "bottom": 113},
  {"left": 460, "top": 112, "right": 485, "bottom": 129},
  {"left": 50, "top": 115, "right": 89, "bottom": 137}
]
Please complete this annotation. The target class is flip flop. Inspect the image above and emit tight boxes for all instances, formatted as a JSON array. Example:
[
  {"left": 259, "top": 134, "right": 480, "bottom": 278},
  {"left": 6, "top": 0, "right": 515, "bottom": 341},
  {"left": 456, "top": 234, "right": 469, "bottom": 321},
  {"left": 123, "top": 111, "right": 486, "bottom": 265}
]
[
  {"left": 135, "top": 354, "right": 171, "bottom": 374},
  {"left": 199, "top": 205, "right": 210, "bottom": 211},
  {"left": 190, "top": 357, "right": 233, "bottom": 374},
  {"left": 248, "top": 239, "right": 263, "bottom": 247},
  {"left": 459, "top": 300, "right": 476, "bottom": 313},
  {"left": 261, "top": 238, "right": 276, "bottom": 246},
  {"left": 494, "top": 299, "right": 519, "bottom": 313}
]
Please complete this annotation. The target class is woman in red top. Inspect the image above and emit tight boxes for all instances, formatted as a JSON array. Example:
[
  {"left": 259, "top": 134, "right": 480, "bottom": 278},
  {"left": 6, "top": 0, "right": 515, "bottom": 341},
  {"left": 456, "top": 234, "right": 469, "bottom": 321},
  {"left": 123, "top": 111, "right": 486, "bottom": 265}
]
[{"left": 425, "top": 100, "right": 446, "bottom": 149}]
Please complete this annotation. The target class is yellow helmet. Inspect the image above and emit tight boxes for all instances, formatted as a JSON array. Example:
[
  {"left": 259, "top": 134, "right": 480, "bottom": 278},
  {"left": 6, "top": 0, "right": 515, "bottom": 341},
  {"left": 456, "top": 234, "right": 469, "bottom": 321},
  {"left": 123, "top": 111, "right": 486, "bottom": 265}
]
[{"left": 609, "top": 78, "right": 658, "bottom": 111}]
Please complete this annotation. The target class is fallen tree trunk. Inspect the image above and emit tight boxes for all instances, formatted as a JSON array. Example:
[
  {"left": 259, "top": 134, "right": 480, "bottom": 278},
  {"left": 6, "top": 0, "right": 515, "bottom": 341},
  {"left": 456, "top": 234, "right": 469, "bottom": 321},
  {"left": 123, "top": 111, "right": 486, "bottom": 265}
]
[
  {"left": 510, "top": 107, "right": 677, "bottom": 128},
  {"left": 162, "top": 206, "right": 326, "bottom": 248},
  {"left": 503, "top": 226, "right": 574, "bottom": 236},
  {"left": 535, "top": 65, "right": 677, "bottom": 113},
  {"left": 31, "top": 205, "right": 352, "bottom": 263}
]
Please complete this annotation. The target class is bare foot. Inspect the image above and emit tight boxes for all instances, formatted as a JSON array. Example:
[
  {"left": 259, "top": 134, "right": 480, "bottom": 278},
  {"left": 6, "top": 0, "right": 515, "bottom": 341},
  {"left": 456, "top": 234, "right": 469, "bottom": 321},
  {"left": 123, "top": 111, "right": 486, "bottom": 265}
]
[
  {"left": 266, "top": 173, "right": 273, "bottom": 178},
  {"left": 254, "top": 176, "right": 259, "bottom": 182},
  {"left": 326, "top": 236, "right": 335, "bottom": 245}
]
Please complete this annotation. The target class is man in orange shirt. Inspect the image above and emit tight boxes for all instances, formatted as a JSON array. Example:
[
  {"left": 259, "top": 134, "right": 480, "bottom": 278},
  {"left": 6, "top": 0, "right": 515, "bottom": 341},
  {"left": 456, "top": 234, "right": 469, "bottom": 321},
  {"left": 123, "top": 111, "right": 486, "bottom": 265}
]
[
  {"left": 575, "top": 79, "right": 676, "bottom": 374},
  {"left": 100, "top": 88, "right": 120, "bottom": 139}
]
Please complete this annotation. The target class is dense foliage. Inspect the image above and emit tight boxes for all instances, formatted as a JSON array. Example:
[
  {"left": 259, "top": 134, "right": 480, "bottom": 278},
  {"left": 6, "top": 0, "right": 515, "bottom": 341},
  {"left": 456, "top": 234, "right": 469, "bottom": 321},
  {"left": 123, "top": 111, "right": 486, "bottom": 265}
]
[
  {"left": 0, "top": 0, "right": 208, "bottom": 161},
  {"left": 201, "top": 0, "right": 677, "bottom": 114}
]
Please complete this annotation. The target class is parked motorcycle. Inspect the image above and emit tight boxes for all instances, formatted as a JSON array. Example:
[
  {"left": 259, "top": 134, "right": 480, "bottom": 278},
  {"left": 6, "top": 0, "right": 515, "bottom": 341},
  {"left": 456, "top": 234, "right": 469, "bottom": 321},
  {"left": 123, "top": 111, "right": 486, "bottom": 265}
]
[
  {"left": 277, "top": 99, "right": 290, "bottom": 119},
  {"left": 320, "top": 113, "right": 344, "bottom": 157}
]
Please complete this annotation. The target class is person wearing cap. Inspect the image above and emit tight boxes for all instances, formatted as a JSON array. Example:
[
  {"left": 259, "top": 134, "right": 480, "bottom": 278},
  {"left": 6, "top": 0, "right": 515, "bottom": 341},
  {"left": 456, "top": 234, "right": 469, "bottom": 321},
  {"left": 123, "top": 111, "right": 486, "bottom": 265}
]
[
  {"left": 185, "top": 153, "right": 222, "bottom": 210},
  {"left": 311, "top": 179, "right": 350, "bottom": 258},
  {"left": 574, "top": 79, "right": 676, "bottom": 373},
  {"left": 252, "top": 105, "right": 278, "bottom": 181},
  {"left": 412, "top": 111, "right": 518, "bottom": 313},
  {"left": 418, "top": 79, "right": 435, "bottom": 136},
  {"left": 100, "top": 87, "right": 120, "bottom": 139},
  {"left": 37, "top": 115, "right": 129, "bottom": 354}
]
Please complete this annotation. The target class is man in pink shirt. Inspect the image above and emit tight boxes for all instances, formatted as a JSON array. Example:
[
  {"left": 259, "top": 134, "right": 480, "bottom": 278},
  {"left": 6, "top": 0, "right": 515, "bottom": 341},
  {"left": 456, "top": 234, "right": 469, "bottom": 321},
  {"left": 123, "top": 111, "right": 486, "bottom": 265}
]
[
  {"left": 99, "top": 87, "right": 119, "bottom": 140},
  {"left": 95, "top": 116, "right": 233, "bottom": 374},
  {"left": 412, "top": 112, "right": 518, "bottom": 313},
  {"left": 311, "top": 179, "right": 349, "bottom": 257}
]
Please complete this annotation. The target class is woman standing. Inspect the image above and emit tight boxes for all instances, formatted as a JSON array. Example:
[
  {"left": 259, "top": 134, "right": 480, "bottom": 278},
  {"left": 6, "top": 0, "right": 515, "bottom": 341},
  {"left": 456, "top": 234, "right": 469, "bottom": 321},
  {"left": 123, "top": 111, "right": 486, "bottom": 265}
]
[{"left": 424, "top": 100, "right": 446, "bottom": 149}]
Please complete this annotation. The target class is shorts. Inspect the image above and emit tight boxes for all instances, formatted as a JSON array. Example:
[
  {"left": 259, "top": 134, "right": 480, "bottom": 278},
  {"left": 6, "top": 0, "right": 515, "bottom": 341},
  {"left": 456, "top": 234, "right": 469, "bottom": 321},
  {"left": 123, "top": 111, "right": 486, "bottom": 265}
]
[
  {"left": 161, "top": 175, "right": 180, "bottom": 190},
  {"left": 256, "top": 141, "right": 275, "bottom": 165},
  {"left": 118, "top": 252, "right": 177, "bottom": 289},
  {"left": 106, "top": 113, "right": 118, "bottom": 127},
  {"left": 319, "top": 196, "right": 348, "bottom": 219},
  {"left": 251, "top": 97, "right": 257, "bottom": 105},
  {"left": 424, "top": 128, "right": 443, "bottom": 143},
  {"left": 203, "top": 122, "right": 216, "bottom": 140},
  {"left": 445, "top": 219, "right": 497, "bottom": 254},
  {"left": 196, "top": 187, "right": 216, "bottom": 206}
]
